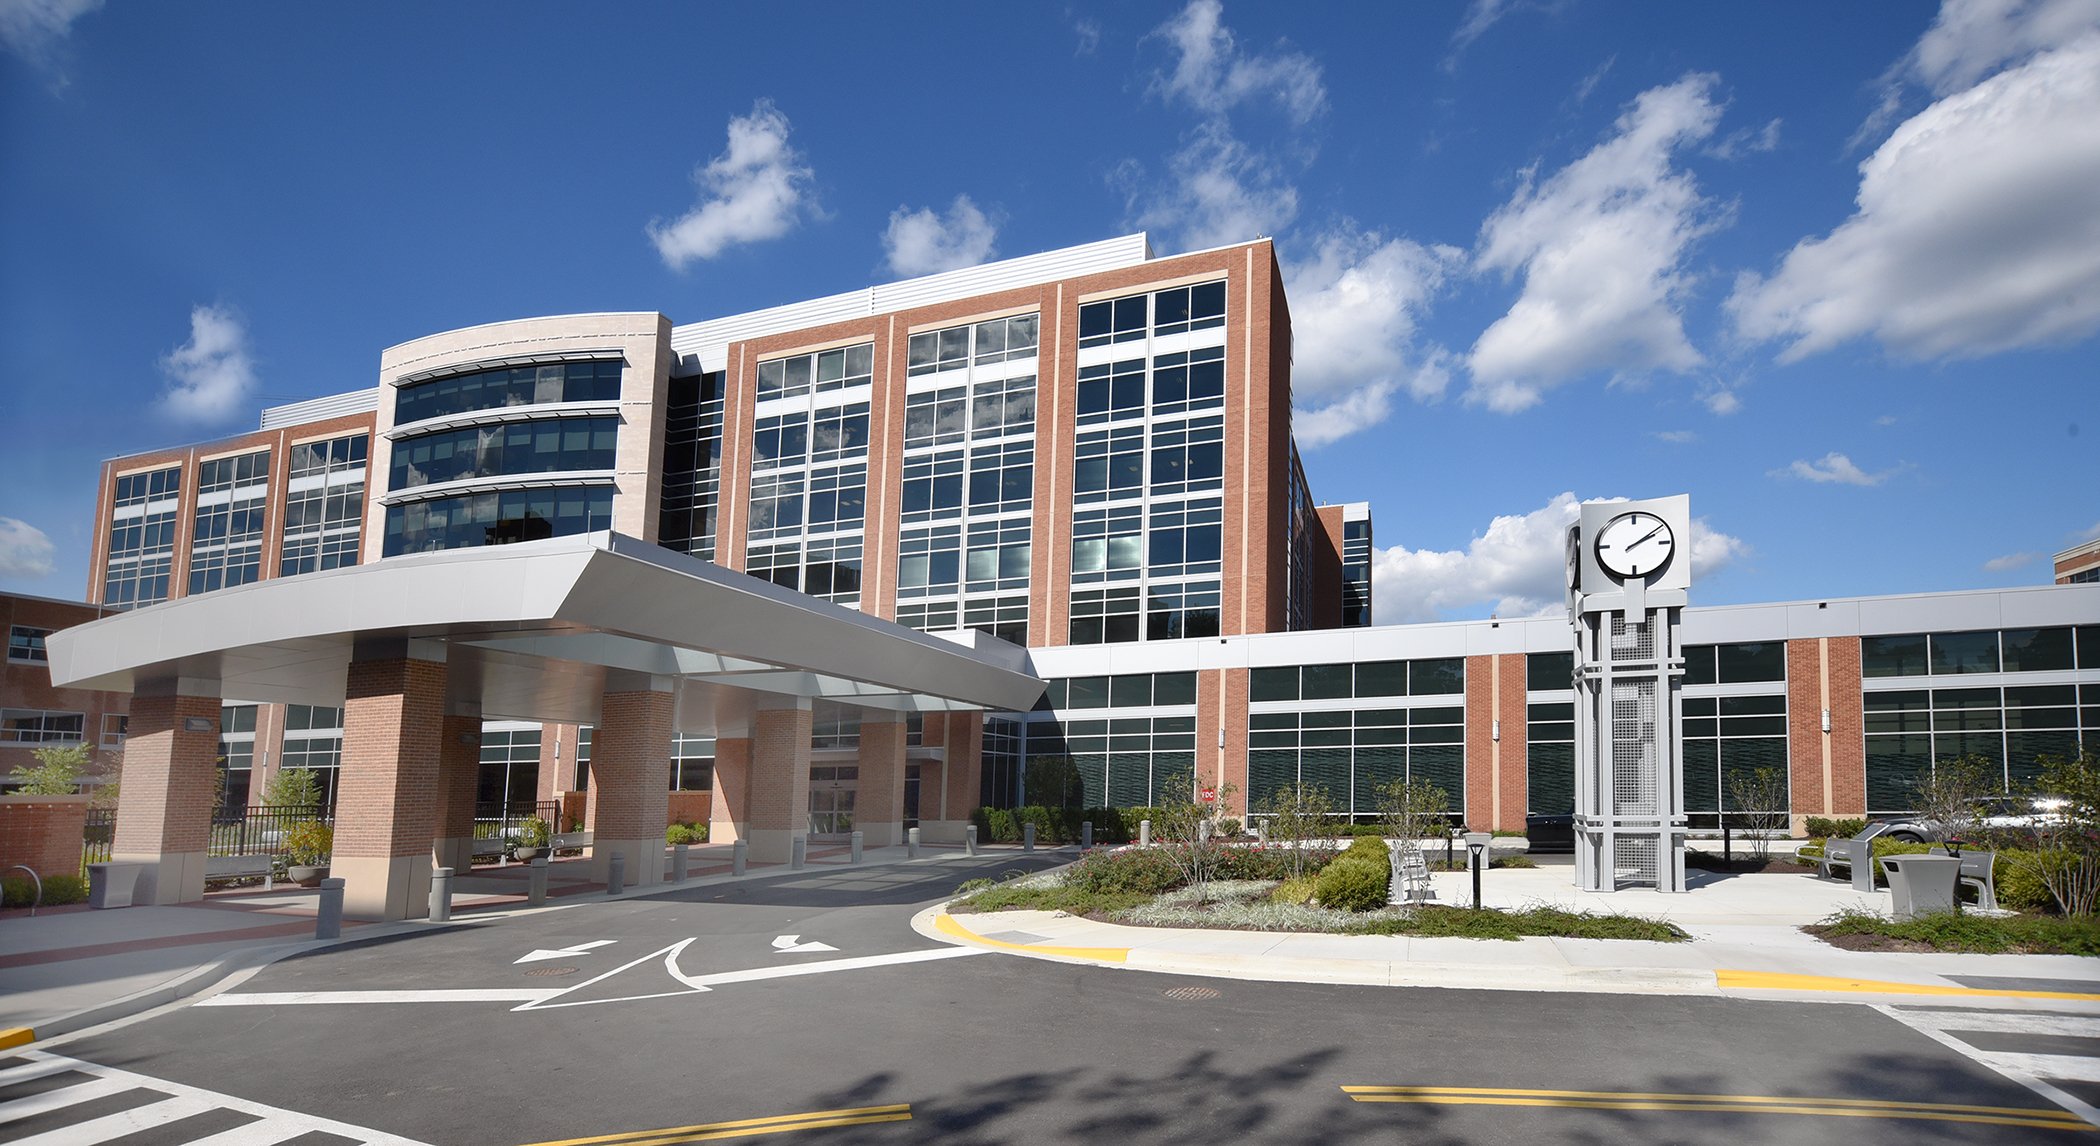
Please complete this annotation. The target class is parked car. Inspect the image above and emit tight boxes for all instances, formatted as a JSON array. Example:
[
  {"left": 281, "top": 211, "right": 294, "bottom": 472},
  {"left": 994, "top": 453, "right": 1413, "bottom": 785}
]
[{"left": 1872, "top": 796, "right": 2068, "bottom": 843}]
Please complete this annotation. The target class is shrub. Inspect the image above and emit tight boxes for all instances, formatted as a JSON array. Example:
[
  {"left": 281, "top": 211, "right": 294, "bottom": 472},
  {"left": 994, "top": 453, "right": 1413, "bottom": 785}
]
[
  {"left": 1869, "top": 835, "right": 1933, "bottom": 879},
  {"left": 1805, "top": 816, "right": 1867, "bottom": 840},
  {"left": 8, "top": 744, "right": 89, "bottom": 795},
  {"left": 665, "top": 821, "right": 709, "bottom": 846},
  {"left": 1314, "top": 836, "right": 1393, "bottom": 911},
  {"left": 1064, "top": 846, "right": 1185, "bottom": 896},
  {"left": 1492, "top": 855, "right": 1537, "bottom": 869},
  {"left": 954, "top": 877, "right": 994, "bottom": 896},
  {"left": 1216, "top": 817, "right": 1242, "bottom": 839},
  {"left": 282, "top": 821, "right": 333, "bottom": 866},
  {"left": 518, "top": 816, "right": 551, "bottom": 848},
  {"left": 3, "top": 874, "right": 88, "bottom": 907},
  {"left": 1270, "top": 875, "right": 1317, "bottom": 905}
]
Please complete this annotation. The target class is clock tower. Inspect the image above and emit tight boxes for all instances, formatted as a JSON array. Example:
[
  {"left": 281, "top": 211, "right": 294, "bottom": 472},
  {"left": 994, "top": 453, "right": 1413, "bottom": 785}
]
[{"left": 1566, "top": 495, "right": 1692, "bottom": 893}]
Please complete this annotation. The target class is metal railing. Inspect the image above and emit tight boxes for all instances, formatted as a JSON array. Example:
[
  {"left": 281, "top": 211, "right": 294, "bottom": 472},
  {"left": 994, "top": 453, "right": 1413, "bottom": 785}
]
[
  {"left": 472, "top": 800, "right": 561, "bottom": 844},
  {"left": 82, "top": 807, "right": 115, "bottom": 868},
  {"left": 210, "top": 804, "right": 331, "bottom": 857}
]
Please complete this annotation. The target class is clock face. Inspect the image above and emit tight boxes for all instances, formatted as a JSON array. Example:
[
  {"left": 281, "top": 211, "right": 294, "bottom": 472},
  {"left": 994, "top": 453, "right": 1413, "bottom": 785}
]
[{"left": 1594, "top": 511, "right": 1676, "bottom": 581}]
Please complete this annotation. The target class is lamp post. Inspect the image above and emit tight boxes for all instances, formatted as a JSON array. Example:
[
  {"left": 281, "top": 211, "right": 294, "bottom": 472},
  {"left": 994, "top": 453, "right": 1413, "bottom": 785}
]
[{"left": 1464, "top": 832, "right": 1491, "bottom": 910}]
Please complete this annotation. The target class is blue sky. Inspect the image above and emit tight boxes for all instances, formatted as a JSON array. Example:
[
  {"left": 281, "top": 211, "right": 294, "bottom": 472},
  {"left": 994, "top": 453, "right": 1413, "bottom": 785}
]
[{"left": 2, "top": 0, "right": 2095, "bottom": 622}]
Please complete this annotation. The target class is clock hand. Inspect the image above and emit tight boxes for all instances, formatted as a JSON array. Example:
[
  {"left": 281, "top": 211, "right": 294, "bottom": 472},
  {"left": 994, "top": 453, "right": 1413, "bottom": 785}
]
[{"left": 1634, "top": 523, "right": 1665, "bottom": 546}]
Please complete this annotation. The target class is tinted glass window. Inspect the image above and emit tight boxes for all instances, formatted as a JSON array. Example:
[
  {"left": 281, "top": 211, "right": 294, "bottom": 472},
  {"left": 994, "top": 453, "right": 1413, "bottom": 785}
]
[
  {"left": 1411, "top": 658, "right": 1465, "bottom": 695},
  {"left": 1717, "top": 642, "right": 1786, "bottom": 684},
  {"left": 1683, "top": 646, "right": 1718, "bottom": 687},
  {"left": 1930, "top": 631, "right": 2000, "bottom": 675},
  {"left": 1250, "top": 667, "right": 1298, "bottom": 702},
  {"left": 1354, "top": 661, "right": 1407, "bottom": 697},
  {"left": 1153, "top": 672, "right": 1197, "bottom": 707},
  {"left": 1862, "top": 634, "right": 1928, "bottom": 677},
  {"left": 2002, "top": 627, "right": 2075, "bottom": 672},
  {"left": 1526, "top": 652, "right": 1572, "bottom": 691},
  {"left": 1302, "top": 663, "right": 1352, "bottom": 700}
]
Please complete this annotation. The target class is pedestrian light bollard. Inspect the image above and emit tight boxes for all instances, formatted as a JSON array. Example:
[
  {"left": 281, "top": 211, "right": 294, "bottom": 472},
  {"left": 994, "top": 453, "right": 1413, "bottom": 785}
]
[
  {"left": 1139, "top": 818, "right": 1152, "bottom": 847},
  {"left": 528, "top": 856, "right": 549, "bottom": 906},
  {"left": 315, "top": 877, "right": 345, "bottom": 940},
  {"left": 428, "top": 866, "right": 454, "bottom": 923},
  {"left": 672, "top": 843, "right": 690, "bottom": 883},
  {"left": 850, "top": 830, "right": 864, "bottom": 864},
  {"left": 732, "top": 838, "right": 748, "bottom": 876},
  {"left": 607, "top": 850, "right": 626, "bottom": 896},
  {"left": 907, "top": 826, "right": 921, "bottom": 858},
  {"left": 1081, "top": 820, "right": 1093, "bottom": 849},
  {"left": 965, "top": 824, "right": 979, "bottom": 856},
  {"left": 1464, "top": 832, "right": 1492, "bottom": 910},
  {"left": 790, "top": 835, "right": 807, "bottom": 870},
  {"left": 1023, "top": 823, "right": 1036, "bottom": 852}
]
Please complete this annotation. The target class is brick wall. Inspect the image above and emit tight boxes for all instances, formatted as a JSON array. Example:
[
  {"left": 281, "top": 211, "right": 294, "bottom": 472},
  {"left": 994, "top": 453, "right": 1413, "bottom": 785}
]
[
  {"left": 112, "top": 693, "right": 221, "bottom": 856},
  {"left": 667, "top": 790, "right": 713, "bottom": 828},
  {"left": 0, "top": 795, "right": 89, "bottom": 881},
  {"left": 432, "top": 714, "right": 480, "bottom": 843},
  {"left": 1494, "top": 653, "right": 1528, "bottom": 831},
  {"left": 711, "top": 737, "right": 751, "bottom": 839},
  {"left": 1785, "top": 636, "right": 1868, "bottom": 822},
  {"left": 591, "top": 689, "right": 675, "bottom": 840},
  {"left": 941, "top": 711, "right": 983, "bottom": 818},
  {"left": 1464, "top": 656, "right": 1494, "bottom": 830},
  {"left": 338, "top": 658, "right": 446, "bottom": 859},
  {"left": 856, "top": 721, "right": 907, "bottom": 825},
  {"left": 746, "top": 708, "right": 813, "bottom": 832}
]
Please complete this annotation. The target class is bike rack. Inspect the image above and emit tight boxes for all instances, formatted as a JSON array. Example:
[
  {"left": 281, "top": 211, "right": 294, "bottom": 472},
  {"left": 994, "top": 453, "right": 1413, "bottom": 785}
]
[{"left": 6, "top": 864, "right": 42, "bottom": 917}]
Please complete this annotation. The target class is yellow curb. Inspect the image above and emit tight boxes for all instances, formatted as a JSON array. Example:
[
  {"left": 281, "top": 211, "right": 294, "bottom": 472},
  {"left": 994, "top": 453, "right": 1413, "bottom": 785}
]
[
  {"left": 1718, "top": 969, "right": 2100, "bottom": 1002},
  {"left": 0, "top": 1027, "right": 34, "bottom": 1051},
  {"left": 934, "top": 912, "right": 1129, "bottom": 963}
]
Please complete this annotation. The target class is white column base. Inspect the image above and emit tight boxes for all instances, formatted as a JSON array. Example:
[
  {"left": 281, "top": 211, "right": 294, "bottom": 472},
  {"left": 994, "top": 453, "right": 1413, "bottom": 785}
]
[
  {"left": 744, "top": 828, "right": 804, "bottom": 864},
  {"left": 589, "top": 837, "right": 666, "bottom": 888},
  {"left": 919, "top": 820, "right": 969, "bottom": 845},
  {"left": 335, "top": 854, "right": 434, "bottom": 921},
  {"left": 112, "top": 850, "right": 206, "bottom": 906},
  {"left": 431, "top": 837, "right": 474, "bottom": 875}
]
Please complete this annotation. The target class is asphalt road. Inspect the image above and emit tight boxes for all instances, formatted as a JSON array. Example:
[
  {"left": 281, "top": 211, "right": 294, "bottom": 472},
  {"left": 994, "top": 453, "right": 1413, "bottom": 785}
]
[{"left": 14, "top": 852, "right": 2095, "bottom": 1145}]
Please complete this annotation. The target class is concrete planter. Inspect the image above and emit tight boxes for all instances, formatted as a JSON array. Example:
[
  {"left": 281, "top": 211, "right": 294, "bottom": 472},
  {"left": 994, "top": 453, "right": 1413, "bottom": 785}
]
[{"left": 287, "top": 864, "right": 330, "bottom": 888}]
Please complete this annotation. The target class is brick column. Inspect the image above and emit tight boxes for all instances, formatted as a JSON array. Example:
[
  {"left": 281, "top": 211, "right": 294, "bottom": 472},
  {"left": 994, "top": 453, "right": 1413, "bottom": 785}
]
[
  {"left": 431, "top": 714, "right": 480, "bottom": 874},
  {"left": 921, "top": 711, "right": 981, "bottom": 844},
  {"left": 338, "top": 656, "right": 446, "bottom": 920},
  {"left": 590, "top": 688, "right": 675, "bottom": 887},
  {"left": 1463, "top": 655, "right": 1495, "bottom": 831},
  {"left": 111, "top": 691, "right": 221, "bottom": 905},
  {"left": 856, "top": 720, "right": 908, "bottom": 846},
  {"left": 746, "top": 703, "right": 812, "bottom": 863},
  {"left": 710, "top": 737, "right": 751, "bottom": 845},
  {"left": 1494, "top": 653, "right": 1529, "bottom": 832},
  {"left": 1787, "top": 636, "right": 1867, "bottom": 834}
]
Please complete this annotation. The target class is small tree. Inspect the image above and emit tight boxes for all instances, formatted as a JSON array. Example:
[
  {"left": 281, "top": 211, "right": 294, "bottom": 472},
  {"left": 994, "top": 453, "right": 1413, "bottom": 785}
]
[
  {"left": 1261, "top": 782, "right": 1336, "bottom": 878},
  {"left": 1723, "top": 766, "right": 1790, "bottom": 861},
  {"left": 7, "top": 743, "right": 91, "bottom": 794},
  {"left": 1910, "top": 755, "right": 2000, "bottom": 844},
  {"left": 1150, "top": 768, "right": 1237, "bottom": 903},
  {"left": 262, "top": 766, "right": 322, "bottom": 811},
  {"left": 1377, "top": 778, "right": 1450, "bottom": 888},
  {"left": 2008, "top": 750, "right": 2100, "bottom": 917}
]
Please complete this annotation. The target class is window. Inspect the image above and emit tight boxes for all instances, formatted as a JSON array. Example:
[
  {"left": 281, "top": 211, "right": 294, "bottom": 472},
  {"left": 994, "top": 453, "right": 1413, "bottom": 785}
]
[
  {"left": 1148, "top": 346, "right": 1226, "bottom": 417},
  {"left": 478, "top": 724, "right": 541, "bottom": 813},
  {"left": 1070, "top": 586, "right": 1141, "bottom": 644},
  {"left": 189, "top": 450, "right": 271, "bottom": 594},
  {"left": 1249, "top": 658, "right": 1467, "bottom": 701},
  {"left": 1527, "top": 652, "right": 1573, "bottom": 692},
  {"left": 8, "top": 626, "right": 50, "bottom": 664},
  {"left": 1527, "top": 703, "right": 1575, "bottom": 816},
  {"left": 1931, "top": 631, "right": 2000, "bottom": 675},
  {"left": 282, "top": 705, "right": 344, "bottom": 811},
  {"left": 1863, "top": 684, "right": 2097, "bottom": 810},
  {"left": 1072, "top": 505, "right": 1143, "bottom": 581},
  {"left": 671, "top": 734, "right": 715, "bottom": 790},
  {"left": 1148, "top": 281, "right": 1227, "bottom": 336},
  {"left": 1864, "top": 628, "right": 2087, "bottom": 678},
  {"left": 100, "top": 713, "right": 127, "bottom": 748},
  {"left": 1023, "top": 715, "right": 1195, "bottom": 807},
  {"left": 218, "top": 703, "right": 255, "bottom": 811},
  {"left": 1078, "top": 294, "right": 1151, "bottom": 349},
  {"left": 0, "top": 709, "right": 84, "bottom": 744},
  {"left": 1075, "top": 359, "right": 1148, "bottom": 424},
  {"left": 394, "top": 359, "right": 621, "bottom": 425},
  {"left": 104, "top": 466, "right": 180, "bottom": 609},
  {"left": 1145, "top": 583, "right": 1221, "bottom": 641},
  {"left": 1148, "top": 415, "right": 1224, "bottom": 497},
  {"left": 1247, "top": 705, "right": 1465, "bottom": 821},
  {"left": 282, "top": 434, "right": 368, "bottom": 575},
  {"left": 1683, "top": 642, "right": 1786, "bottom": 686},
  {"left": 1681, "top": 695, "right": 1789, "bottom": 823},
  {"left": 389, "top": 417, "right": 617, "bottom": 490},
  {"left": 384, "top": 486, "right": 612, "bottom": 556},
  {"left": 1074, "top": 425, "right": 1145, "bottom": 503},
  {"left": 1145, "top": 499, "right": 1221, "bottom": 580},
  {"left": 657, "top": 372, "right": 726, "bottom": 561}
]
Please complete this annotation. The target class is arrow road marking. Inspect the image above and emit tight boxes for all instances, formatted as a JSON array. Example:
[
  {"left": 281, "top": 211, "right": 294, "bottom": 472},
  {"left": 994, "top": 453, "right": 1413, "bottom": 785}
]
[
  {"left": 514, "top": 940, "right": 617, "bottom": 964},
  {"left": 771, "top": 935, "right": 838, "bottom": 954},
  {"left": 512, "top": 939, "right": 712, "bottom": 1011}
]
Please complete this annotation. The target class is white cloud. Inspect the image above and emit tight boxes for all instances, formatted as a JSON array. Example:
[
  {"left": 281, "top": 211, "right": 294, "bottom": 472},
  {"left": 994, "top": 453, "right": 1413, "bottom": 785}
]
[
  {"left": 1729, "top": 35, "right": 2100, "bottom": 363},
  {"left": 1706, "top": 118, "right": 1782, "bottom": 160},
  {"left": 0, "top": 0, "right": 100, "bottom": 65},
  {"left": 1449, "top": 0, "right": 1512, "bottom": 55},
  {"left": 1370, "top": 491, "right": 1747, "bottom": 623},
  {"left": 160, "top": 304, "right": 255, "bottom": 423},
  {"left": 2081, "top": 520, "right": 2100, "bottom": 541},
  {"left": 1875, "top": 414, "right": 1900, "bottom": 427},
  {"left": 1653, "top": 429, "right": 1698, "bottom": 444},
  {"left": 1285, "top": 227, "right": 1462, "bottom": 445},
  {"left": 1984, "top": 551, "right": 2043, "bottom": 572},
  {"left": 1134, "top": 121, "right": 1300, "bottom": 252},
  {"left": 1701, "top": 388, "right": 1742, "bottom": 415},
  {"left": 648, "top": 101, "right": 815, "bottom": 270},
  {"left": 1573, "top": 55, "right": 1615, "bottom": 104},
  {"left": 0, "top": 517, "right": 55, "bottom": 578},
  {"left": 1072, "top": 13, "right": 1101, "bottom": 56},
  {"left": 1910, "top": 0, "right": 2100, "bottom": 93},
  {"left": 1153, "top": 0, "right": 1326, "bottom": 125},
  {"left": 882, "top": 195, "right": 998, "bottom": 277},
  {"left": 1466, "top": 74, "right": 1724, "bottom": 412},
  {"left": 1771, "top": 452, "right": 1893, "bottom": 486}
]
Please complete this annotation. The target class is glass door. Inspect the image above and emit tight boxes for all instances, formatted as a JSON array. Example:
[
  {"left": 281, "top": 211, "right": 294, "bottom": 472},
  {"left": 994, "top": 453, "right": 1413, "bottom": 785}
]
[
  {"left": 808, "top": 765, "right": 858, "bottom": 837},
  {"left": 904, "top": 764, "right": 921, "bottom": 829}
]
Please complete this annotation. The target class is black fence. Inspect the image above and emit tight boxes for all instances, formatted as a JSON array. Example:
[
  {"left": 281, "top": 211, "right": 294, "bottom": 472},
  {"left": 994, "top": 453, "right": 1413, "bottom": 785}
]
[
  {"left": 472, "top": 800, "right": 562, "bottom": 843},
  {"left": 82, "top": 807, "right": 114, "bottom": 868},
  {"left": 210, "top": 804, "right": 332, "bottom": 857}
]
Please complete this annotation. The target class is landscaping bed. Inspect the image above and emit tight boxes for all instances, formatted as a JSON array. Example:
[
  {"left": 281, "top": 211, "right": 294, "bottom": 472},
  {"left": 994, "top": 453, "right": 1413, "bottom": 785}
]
[{"left": 1806, "top": 907, "right": 2100, "bottom": 956}]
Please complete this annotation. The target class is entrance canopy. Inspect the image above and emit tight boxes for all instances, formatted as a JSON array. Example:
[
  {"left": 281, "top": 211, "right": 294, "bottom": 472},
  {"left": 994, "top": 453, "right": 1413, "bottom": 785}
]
[{"left": 47, "top": 533, "right": 1044, "bottom": 732}]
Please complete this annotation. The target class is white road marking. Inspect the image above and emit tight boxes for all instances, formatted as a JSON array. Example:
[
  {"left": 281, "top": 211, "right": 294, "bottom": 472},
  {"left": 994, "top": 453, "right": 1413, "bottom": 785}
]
[
  {"left": 772, "top": 934, "right": 838, "bottom": 953},
  {"left": 194, "top": 945, "right": 989, "bottom": 1009},
  {"left": 6, "top": 1093, "right": 215, "bottom": 1145},
  {"left": 1876, "top": 1003, "right": 2100, "bottom": 1128},
  {"left": 0, "top": 1050, "right": 431, "bottom": 1144},
  {"left": 0, "top": 1057, "right": 75, "bottom": 1087},
  {"left": 515, "top": 939, "right": 617, "bottom": 964},
  {"left": 1890, "top": 1008, "right": 2100, "bottom": 1038}
]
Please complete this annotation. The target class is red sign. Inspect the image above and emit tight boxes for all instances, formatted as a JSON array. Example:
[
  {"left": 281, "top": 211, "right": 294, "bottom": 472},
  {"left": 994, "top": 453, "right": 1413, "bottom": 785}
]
[{"left": 1199, "top": 786, "right": 1217, "bottom": 805}]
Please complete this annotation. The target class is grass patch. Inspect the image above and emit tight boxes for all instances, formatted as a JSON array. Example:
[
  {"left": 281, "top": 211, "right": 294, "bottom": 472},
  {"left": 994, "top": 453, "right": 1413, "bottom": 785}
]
[
  {"left": 950, "top": 872, "right": 1150, "bottom": 917},
  {"left": 1348, "top": 904, "right": 1687, "bottom": 942},
  {"left": 1808, "top": 907, "right": 2100, "bottom": 955}
]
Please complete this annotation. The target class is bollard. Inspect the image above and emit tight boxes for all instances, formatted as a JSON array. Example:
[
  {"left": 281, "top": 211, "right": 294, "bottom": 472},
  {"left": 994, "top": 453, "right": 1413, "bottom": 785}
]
[
  {"left": 1198, "top": 821, "right": 1209, "bottom": 843},
  {"left": 608, "top": 850, "right": 626, "bottom": 896},
  {"left": 315, "top": 877, "right": 345, "bottom": 940},
  {"left": 965, "top": 824, "right": 978, "bottom": 857},
  {"left": 733, "top": 839, "right": 748, "bottom": 876},
  {"left": 1139, "top": 818, "right": 1151, "bottom": 847},
  {"left": 790, "top": 836, "right": 807, "bottom": 870},
  {"left": 528, "top": 856, "right": 549, "bottom": 906},
  {"left": 1723, "top": 822, "right": 1733, "bottom": 865},
  {"left": 1023, "top": 823, "right": 1035, "bottom": 852},
  {"left": 672, "top": 843, "right": 690, "bottom": 883},
  {"left": 428, "top": 866, "right": 453, "bottom": 923},
  {"left": 1081, "top": 821, "right": 1093, "bottom": 849},
  {"left": 907, "top": 827, "right": 921, "bottom": 859},
  {"left": 850, "top": 830, "right": 863, "bottom": 864}
]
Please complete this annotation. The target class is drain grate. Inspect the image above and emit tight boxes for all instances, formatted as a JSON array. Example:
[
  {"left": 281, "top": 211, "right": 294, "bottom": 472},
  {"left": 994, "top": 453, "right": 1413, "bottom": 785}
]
[
  {"left": 1163, "top": 985, "right": 1220, "bottom": 1001},
  {"left": 523, "top": 966, "right": 578, "bottom": 977}
]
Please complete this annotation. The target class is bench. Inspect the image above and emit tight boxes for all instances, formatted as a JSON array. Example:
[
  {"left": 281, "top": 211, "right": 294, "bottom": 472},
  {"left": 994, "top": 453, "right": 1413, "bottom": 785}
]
[
  {"left": 1813, "top": 824, "right": 1888, "bottom": 891},
  {"left": 552, "top": 831, "right": 592, "bottom": 851},
  {"left": 1930, "top": 846, "right": 1999, "bottom": 911},
  {"left": 206, "top": 854, "right": 275, "bottom": 884},
  {"left": 472, "top": 837, "right": 507, "bottom": 862}
]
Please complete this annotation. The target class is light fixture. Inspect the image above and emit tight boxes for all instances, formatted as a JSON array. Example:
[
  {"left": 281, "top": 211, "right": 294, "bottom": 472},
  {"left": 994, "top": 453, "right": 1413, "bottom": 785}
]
[{"left": 1464, "top": 831, "right": 1492, "bottom": 910}]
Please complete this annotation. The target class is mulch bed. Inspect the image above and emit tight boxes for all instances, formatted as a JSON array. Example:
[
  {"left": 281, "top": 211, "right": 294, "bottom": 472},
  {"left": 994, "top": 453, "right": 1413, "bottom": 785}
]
[
  {"left": 1804, "top": 927, "right": 1937, "bottom": 953},
  {"left": 1687, "top": 855, "right": 1816, "bottom": 875}
]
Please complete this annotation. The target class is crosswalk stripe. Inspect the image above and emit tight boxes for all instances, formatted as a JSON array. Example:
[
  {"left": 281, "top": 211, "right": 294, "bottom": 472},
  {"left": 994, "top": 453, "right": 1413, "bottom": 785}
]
[
  {"left": 5, "top": 1093, "right": 216, "bottom": 1145},
  {"left": 182, "top": 1118, "right": 324, "bottom": 1145},
  {"left": 1977, "top": 1053, "right": 2100, "bottom": 1084},
  {"left": 1893, "top": 1010, "right": 2100, "bottom": 1038},
  {"left": 1876, "top": 1003, "right": 2100, "bottom": 1129},
  {"left": 0, "top": 1057, "right": 75, "bottom": 1088},
  {"left": 0, "top": 1077, "right": 132, "bottom": 1125}
]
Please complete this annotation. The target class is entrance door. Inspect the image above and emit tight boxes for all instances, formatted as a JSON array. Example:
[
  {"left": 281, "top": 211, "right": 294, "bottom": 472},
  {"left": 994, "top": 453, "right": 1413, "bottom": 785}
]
[
  {"left": 808, "top": 765, "right": 858, "bottom": 837},
  {"left": 903, "top": 764, "right": 921, "bottom": 829}
]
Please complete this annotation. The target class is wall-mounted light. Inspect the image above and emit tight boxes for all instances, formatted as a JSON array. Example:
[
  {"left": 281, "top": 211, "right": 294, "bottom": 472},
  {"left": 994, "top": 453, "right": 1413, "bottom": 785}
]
[
  {"left": 1821, "top": 708, "right": 1831, "bottom": 734},
  {"left": 182, "top": 717, "right": 213, "bottom": 732},
  {"left": 1217, "top": 727, "right": 1225, "bottom": 749},
  {"left": 1491, "top": 719, "right": 1501, "bottom": 743}
]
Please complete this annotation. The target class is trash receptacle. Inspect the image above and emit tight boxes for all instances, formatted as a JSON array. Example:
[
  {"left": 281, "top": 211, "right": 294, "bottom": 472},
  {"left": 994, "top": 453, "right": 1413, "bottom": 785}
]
[{"left": 1882, "top": 853, "right": 1961, "bottom": 920}]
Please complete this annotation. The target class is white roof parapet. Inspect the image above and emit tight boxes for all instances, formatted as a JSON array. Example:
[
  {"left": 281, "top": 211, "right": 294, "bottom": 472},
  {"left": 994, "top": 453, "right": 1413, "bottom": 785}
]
[
  {"left": 669, "top": 233, "right": 1153, "bottom": 373},
  {"left": 259, "top": 388, "right": 379, "bottom": 430}
]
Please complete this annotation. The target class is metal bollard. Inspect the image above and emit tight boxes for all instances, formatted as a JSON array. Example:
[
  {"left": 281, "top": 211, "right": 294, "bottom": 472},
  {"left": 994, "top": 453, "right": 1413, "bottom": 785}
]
[
  {"left": 1023, "top": 823, "right": 1035, "bottom": 852},
  {"left": 907, "top": 827, "right": 921, "bottom": 859},
  {"left": 965, "top": 824, "right": 978, "bottom": 857},
  {"left": 608, "top": 850, "right": 626, "bottom": 896},
  {"left": 850, "top": 830, "right": 863, "bottom": 864},
  {"left": 733, "top": 839, "right": 748, "bottom": 876},
  {"left": 428, "top": 866, "right": 453, "bottom": 923},
  {"left": 528, "top": 856, "right": 549, "bottom": 906},
  {"left": 315, "top": 877, "right": 345, "bottom": 940},
  {"left": 1723, "top": 823, "right": 1733, "bottom": 865},
  {"left": 790, "top": 836, "right": 807, "bottom": 870},
  {"left": 1198, "top": 821, "right": 1210, "bottom": 843},
  {"left": 1139, "top": 818, "right": 1151, "bottom": 847},
  {"left": 1081, "top": 821, "right": 1093, "bottom": 849},
  {"left": 672, "top": 843, "right": 690, "bottom": 883}
]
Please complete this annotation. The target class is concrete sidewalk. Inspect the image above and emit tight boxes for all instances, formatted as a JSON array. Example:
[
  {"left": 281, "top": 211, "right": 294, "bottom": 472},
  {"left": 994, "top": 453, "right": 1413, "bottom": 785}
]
[
  {"left": 918, "top": 863, "right": 2100, "bottom": 1008},
  {"left": 0, "top": 838, "right": 961, "bottom": 1045}
]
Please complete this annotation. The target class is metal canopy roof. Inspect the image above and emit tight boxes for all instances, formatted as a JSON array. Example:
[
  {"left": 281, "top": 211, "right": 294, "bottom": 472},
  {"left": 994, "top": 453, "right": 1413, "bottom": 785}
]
[{"left": 46, "top": 533, "right": 1043, "bottom": 733}]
